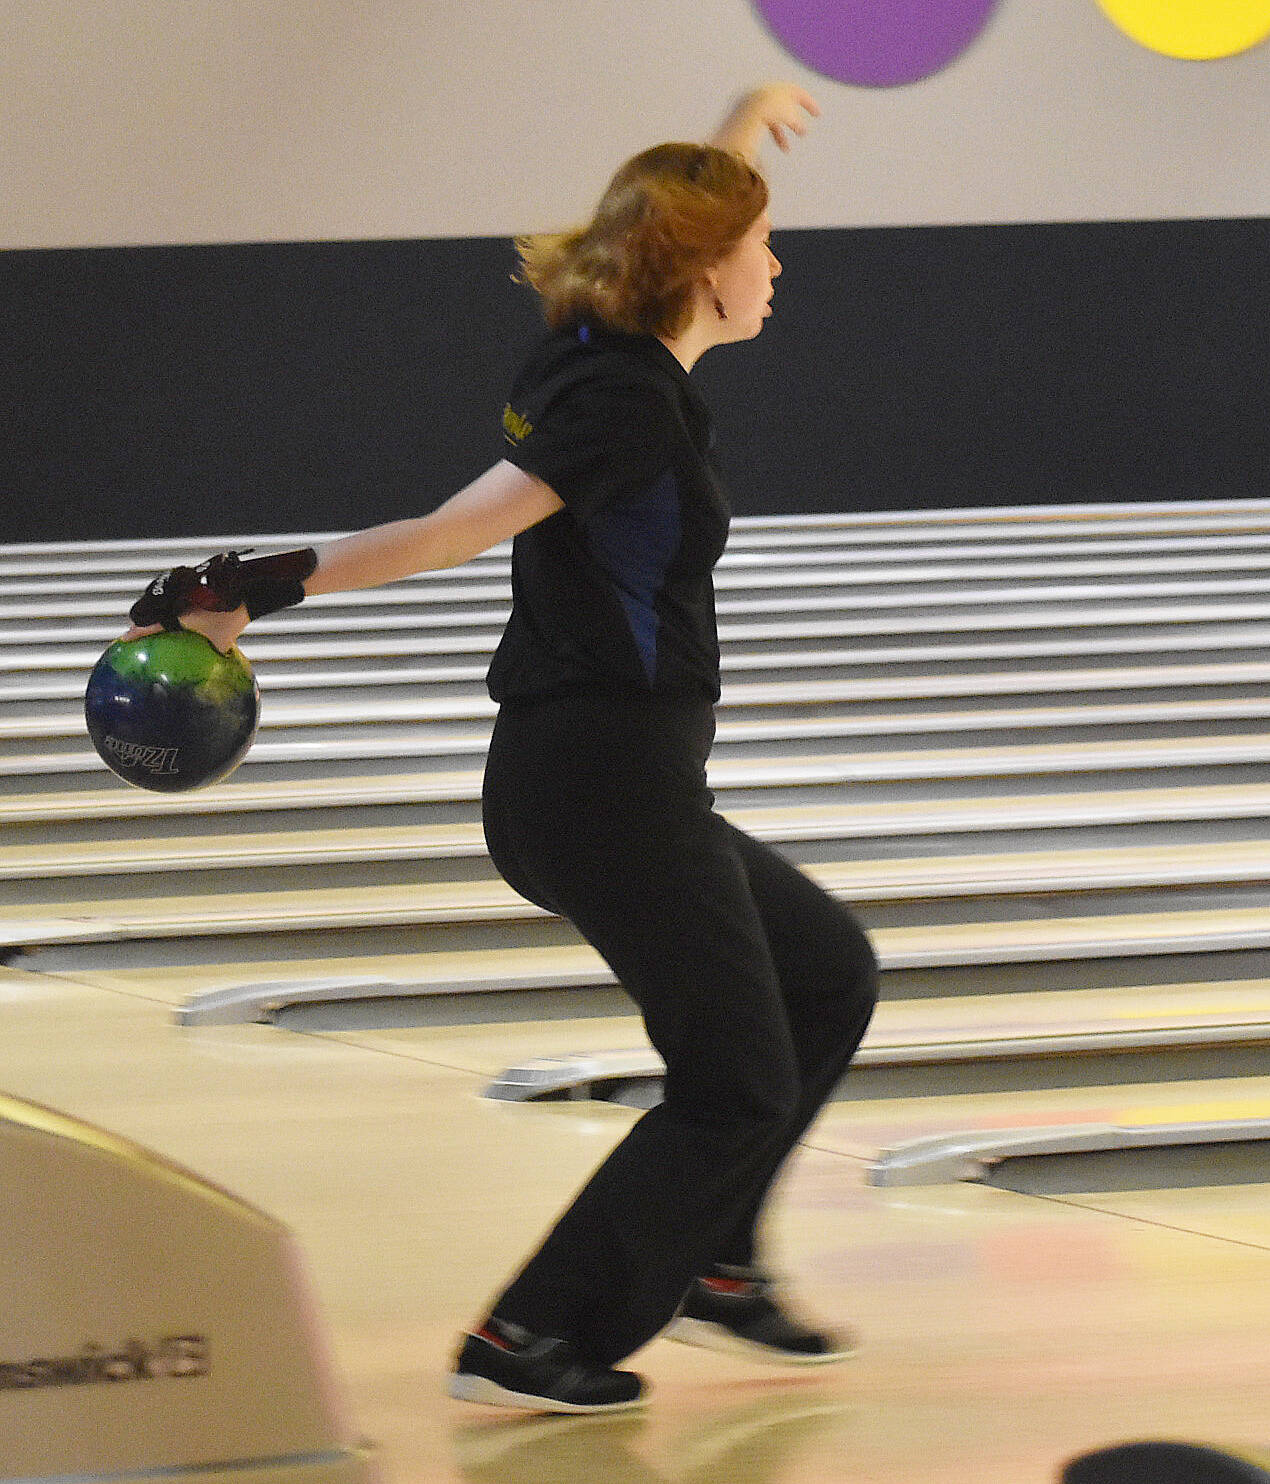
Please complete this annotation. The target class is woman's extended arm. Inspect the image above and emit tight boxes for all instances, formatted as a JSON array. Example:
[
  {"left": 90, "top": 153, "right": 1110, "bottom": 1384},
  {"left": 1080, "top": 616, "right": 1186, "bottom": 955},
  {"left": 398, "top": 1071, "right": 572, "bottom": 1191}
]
[
  {"left": 123, "top": 460, "right": 563, "bottom": 652},
  {"left": 306, "top": 459, "right": 562, "bottom": 594},
  {"left": 710, "top": 82, "right": 820, "bottom": 162}
]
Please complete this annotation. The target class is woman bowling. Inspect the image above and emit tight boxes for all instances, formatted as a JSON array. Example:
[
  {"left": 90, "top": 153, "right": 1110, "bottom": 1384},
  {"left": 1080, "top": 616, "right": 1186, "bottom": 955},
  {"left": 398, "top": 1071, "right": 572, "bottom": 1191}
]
[{"left": 122, "top": 81, "right": 879, "bottom": 1414}]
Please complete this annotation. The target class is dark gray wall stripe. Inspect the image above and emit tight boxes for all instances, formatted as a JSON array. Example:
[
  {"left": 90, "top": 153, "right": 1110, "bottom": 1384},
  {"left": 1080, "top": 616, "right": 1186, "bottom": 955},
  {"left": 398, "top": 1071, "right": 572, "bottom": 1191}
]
[{"left": 3, "top": 218, "right": 1267, "bottom": 542}]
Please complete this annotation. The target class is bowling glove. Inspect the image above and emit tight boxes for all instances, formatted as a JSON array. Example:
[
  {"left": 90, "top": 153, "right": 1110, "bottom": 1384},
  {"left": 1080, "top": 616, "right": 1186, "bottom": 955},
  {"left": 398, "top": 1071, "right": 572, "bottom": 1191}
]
[{"left": 130, "top": 547, "right": 319, "bottom": 630}]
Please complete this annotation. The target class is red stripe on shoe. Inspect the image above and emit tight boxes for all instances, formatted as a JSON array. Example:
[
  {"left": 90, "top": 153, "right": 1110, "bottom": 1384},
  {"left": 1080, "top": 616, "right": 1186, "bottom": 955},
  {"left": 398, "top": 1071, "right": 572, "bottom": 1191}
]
[
  {"left": 700, "top": 1277, "right": 758, "bottom": 1295},
  {"left": 475, "top": 1325, "right": 515, "bottom": 1352}
]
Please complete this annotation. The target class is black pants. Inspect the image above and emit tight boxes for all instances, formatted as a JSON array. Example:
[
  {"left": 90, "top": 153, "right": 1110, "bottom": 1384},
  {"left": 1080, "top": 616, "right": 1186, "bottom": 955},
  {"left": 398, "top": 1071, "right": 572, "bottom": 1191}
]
[{"left": 481, "top": 690, "right": 878, "bottom": 1367}]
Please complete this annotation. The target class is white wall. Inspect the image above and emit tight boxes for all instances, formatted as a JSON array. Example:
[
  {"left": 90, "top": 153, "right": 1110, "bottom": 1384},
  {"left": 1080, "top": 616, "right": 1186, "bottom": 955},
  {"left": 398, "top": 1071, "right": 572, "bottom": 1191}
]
[{"left": 1, "top": 0, "right": 1267, "bottom": 250}]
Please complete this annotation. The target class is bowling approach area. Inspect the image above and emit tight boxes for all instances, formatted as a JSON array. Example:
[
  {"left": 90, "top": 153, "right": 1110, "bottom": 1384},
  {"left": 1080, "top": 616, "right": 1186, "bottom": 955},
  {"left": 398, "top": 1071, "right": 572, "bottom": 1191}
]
[{"left": 2, "top": 499, "right": 1269, "bottom": 1482}]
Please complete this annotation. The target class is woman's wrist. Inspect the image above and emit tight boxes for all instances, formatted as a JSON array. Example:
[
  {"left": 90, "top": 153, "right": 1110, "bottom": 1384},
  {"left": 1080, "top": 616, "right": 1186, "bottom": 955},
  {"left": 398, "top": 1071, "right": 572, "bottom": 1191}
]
[{"left": 710, "top": 95, "right": 765, "bottom": 160}]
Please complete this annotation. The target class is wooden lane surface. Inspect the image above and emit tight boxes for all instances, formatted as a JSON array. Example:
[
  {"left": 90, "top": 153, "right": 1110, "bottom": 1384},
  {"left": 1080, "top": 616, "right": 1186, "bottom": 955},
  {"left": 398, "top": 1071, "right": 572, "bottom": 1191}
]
[{"left": 1, "top": 964, "right": 1265, "bottom": 1482}]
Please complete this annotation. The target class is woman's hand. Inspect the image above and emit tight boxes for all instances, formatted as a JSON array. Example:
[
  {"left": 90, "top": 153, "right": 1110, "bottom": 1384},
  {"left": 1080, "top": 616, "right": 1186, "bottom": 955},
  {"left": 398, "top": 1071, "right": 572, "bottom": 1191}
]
[
  {"left": 711, "top": 83, "right": 821, "bottom": 161},
  {"left": 117, "top": 605, "right": 250, "bottom": 655}
]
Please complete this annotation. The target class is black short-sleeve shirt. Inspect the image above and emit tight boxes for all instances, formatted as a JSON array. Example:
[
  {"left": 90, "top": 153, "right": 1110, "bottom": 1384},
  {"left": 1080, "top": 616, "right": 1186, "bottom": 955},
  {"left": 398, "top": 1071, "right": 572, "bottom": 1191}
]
[{"left": 486, "top": 323, "right": 731, "bottom": 703}]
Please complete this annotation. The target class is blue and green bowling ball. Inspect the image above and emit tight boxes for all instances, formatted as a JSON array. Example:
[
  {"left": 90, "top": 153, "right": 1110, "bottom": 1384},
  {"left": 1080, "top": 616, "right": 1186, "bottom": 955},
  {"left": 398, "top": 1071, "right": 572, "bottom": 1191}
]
[{"left": 84, "top": 630, "right": 260, "bottom": 792}]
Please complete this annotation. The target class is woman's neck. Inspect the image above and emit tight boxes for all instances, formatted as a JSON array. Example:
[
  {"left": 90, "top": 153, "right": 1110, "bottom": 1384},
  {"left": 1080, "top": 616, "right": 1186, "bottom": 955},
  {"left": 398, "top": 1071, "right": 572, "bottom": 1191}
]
[{"left": 658, "top": 322, "right": 714, "bottom": 372}]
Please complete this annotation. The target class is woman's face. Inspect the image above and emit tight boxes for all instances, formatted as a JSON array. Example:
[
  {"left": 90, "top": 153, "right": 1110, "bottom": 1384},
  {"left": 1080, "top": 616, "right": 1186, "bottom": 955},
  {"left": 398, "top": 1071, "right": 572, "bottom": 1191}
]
[{"left": 710, "top": 211, "right": 781, "bottom": 340}]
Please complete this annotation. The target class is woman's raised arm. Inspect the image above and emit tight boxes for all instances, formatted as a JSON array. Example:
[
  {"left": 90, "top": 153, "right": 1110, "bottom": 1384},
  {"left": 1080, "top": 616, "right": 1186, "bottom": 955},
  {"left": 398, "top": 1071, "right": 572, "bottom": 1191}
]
[{"left": 710, "top": 83, "right": 821, "bottom": 162}]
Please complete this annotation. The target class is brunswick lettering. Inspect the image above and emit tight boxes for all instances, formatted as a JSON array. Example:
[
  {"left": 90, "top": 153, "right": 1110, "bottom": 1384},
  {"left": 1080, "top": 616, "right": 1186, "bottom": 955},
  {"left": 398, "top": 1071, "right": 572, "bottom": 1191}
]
[
  {"left": 102, "top": 735, "right": 180, "bottom": 774},
  {"left": 0, "top": 1336, "right": 209, "bottom": 1391}
]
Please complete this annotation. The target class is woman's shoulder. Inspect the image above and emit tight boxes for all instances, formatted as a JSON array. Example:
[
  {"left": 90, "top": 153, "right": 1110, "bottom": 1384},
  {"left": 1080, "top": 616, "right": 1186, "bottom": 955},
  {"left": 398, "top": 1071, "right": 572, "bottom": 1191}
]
[
  {"left": 502, "top": 325, "right": 699, "bottom": 484},
  {"left": 510, "top": 324, "right": 684, "bottom": 426}
]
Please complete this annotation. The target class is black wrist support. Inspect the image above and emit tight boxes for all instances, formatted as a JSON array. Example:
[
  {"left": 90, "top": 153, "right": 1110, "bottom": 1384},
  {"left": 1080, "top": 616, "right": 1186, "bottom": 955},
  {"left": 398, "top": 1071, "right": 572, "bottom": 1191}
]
[{"left": 130, "top": 547, "right": 319, "bottom": 630}]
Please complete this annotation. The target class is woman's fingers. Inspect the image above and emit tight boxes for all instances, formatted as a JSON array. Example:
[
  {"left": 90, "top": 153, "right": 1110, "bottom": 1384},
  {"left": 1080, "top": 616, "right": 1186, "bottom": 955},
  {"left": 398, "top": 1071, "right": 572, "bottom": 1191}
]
[
  {"left": 711, "top": 81, "right": 820, "bottom": 161},
  {"left": 114, "top": 608, "right": 246, "bottom": 655},
  {"left": 791, "top": 85, "right": 821, "bottom": 118},
  {"left": 756, "top": 83, "right": 820, "bottom": 149},
  {"left": 178, "top": 608, "right": 248, "bottom": 654}
]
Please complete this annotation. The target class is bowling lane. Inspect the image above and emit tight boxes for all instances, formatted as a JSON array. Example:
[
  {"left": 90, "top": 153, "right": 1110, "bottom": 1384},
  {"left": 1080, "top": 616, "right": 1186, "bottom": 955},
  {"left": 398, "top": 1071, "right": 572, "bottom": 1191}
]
[
  {"left": 1057, "top": 1183, "right": 1270, "bottom": 1249},
  {"left": 5, "top": 966, "right": 1268, "bottom": 1483},
  {"left": 803, "top": 1080, "right": 1270, "bottom": 1167},
  {"left": 299, "top": 1013, "right": 1270, "bottom": 1477}
]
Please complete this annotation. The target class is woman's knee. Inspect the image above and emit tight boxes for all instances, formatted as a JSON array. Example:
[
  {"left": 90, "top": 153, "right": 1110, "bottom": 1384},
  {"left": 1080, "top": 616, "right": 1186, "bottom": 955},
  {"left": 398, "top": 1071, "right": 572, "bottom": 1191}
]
[{"left": 663, "top": 1057, "right": 801, "bottom": 1140}]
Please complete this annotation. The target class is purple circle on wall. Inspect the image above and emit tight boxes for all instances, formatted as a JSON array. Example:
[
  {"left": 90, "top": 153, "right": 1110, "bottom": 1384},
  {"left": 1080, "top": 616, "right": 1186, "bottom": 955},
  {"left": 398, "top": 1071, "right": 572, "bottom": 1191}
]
[{"left": 752, "top": 0, "right": 1002, "bottom": 88}]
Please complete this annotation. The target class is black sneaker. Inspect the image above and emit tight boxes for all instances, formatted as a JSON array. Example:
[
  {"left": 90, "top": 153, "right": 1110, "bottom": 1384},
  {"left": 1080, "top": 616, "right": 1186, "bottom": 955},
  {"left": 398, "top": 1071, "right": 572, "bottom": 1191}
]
[
  {"left": 449, "top": 1320, "right": 647, "bottom": 1413},
  {"left": 665, "top": 1273, "right": 856, "bottom": 1366}
]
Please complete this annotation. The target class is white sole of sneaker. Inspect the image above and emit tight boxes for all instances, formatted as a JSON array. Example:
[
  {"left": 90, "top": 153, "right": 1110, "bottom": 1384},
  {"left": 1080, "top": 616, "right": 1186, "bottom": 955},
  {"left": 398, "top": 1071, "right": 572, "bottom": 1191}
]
[
  {"left": 663, "top": 1316, "right": 857, "bottom": 1366},
  {"left": 448, "top": 1370, "right": 648, "bottom": 1413}
]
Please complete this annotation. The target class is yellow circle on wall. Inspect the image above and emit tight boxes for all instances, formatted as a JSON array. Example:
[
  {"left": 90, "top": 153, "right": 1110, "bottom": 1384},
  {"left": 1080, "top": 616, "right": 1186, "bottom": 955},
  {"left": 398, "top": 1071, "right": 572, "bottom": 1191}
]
[{"left": 1094, "top": 0, "right": 1270, "bottom": 59}]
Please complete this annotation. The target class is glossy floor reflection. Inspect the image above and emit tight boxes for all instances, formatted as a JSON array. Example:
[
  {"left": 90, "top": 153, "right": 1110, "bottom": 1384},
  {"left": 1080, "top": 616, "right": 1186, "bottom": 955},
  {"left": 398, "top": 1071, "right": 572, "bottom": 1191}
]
[
  {"left": 451, "top": 1391, "right": 857, "bottom": 1484},
  {"left": 1, "top": 965, "right": 1266, "bottom": 1483}
]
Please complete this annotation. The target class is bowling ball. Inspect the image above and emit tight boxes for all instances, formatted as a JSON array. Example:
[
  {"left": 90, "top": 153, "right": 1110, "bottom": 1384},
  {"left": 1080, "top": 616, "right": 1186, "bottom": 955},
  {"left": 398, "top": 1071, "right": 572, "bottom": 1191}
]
[
  {"left": 1062, "top": 1441, "right": 1270, "bottom": 1482},
  {"left": 85, "top": 630, "right": 260, "bottom": 792}
]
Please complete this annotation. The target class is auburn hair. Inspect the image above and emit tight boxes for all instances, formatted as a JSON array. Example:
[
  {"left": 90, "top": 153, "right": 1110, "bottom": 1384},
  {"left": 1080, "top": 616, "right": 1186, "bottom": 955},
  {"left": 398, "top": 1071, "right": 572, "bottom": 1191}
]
[{"left": 515, "top": 143, "right": 769, "bottom": 338}]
